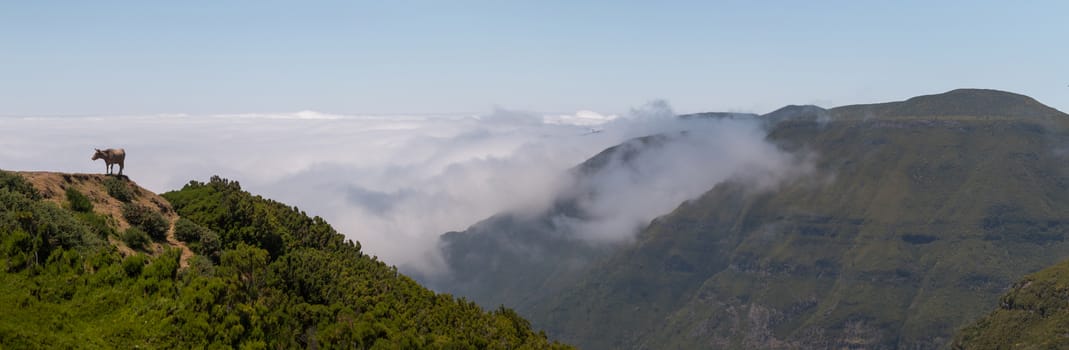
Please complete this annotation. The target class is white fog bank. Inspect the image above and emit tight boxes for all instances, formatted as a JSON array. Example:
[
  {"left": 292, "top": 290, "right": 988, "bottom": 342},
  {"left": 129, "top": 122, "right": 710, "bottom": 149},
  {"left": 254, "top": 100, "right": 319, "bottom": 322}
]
[{"left": 0, "top": 103, "right": 811, "bottom": 273}]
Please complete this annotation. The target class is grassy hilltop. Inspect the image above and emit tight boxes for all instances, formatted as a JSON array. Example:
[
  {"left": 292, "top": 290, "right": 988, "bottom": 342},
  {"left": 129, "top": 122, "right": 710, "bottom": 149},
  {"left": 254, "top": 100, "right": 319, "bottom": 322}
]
[{"left": 0, "top": 171, "right": 569, "bottom": 349}]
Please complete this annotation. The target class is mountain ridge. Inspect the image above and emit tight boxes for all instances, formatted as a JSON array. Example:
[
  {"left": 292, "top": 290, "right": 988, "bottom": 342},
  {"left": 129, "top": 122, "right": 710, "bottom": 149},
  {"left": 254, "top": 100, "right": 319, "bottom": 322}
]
[
  {"left": 430, "top": 88, "right": 1069, "bottom": 349},
  {"left": 829, "top": 88, "right": 1067, "bottom": 120}
]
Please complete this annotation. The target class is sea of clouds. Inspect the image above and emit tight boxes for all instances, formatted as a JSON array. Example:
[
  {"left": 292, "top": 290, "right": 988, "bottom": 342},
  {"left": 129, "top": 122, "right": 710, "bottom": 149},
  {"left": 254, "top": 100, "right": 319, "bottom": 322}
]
[{"left": 0, "top": 102, "right": 811, "bottom": 274}]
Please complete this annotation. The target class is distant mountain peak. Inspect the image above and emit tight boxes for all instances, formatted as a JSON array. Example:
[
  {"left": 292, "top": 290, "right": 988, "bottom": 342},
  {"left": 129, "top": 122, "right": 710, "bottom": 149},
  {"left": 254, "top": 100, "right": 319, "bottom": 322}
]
[
  {"left": 677, "top": 112, "right": 760, "bottom": 120},
  {"left": 830, "top": 88, "right": 1066, "bottom": 120},
  {"left": 760, "top": 104, "right": 831, "bottom": 124}
]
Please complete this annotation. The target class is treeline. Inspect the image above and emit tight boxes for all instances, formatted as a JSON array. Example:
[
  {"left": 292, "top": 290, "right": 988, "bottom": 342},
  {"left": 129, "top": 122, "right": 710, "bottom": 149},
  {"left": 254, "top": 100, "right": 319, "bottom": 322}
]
[{"left": 0, "top": 171, "right": 570, "bottom": 349}]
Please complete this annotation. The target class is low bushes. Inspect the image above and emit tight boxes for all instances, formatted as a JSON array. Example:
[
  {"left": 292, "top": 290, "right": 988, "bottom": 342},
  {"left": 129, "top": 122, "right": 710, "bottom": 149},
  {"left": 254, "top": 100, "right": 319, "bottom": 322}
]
[
  {"left": 122, "top": 203, "right": 168, "bottom": 241},
  {"left": 122, "top": 227, "right": 150, "bottom": 250},
  {"left": 174, "top": 218, "right": 221, "bottom": 259},
  {"left": 65, "top": 187, "right": 93, "bottom": 212},
  {"left": 104, "top": 177, "right": 134, "bottom": 202}
]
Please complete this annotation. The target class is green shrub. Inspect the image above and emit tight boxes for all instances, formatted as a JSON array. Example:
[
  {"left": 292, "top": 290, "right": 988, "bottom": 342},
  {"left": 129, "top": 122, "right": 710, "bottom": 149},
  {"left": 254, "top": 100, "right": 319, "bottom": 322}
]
[
  {"left": 122, "top": 203, "right": 168, "bottom": 241},
  {"left": 66, "top": 187, "right": 93, "bottom": 212},
  {"left": 174, "top": 218, "right": 221, "bottom": 259},
  {"left": 103, "top": 177, "right": 134, "bottom": 202},
  {"left": 174, "top": 218, "right": 205, "bottom": 242},
  {"left": 183, "top": 255, "right": 215, "bottom": 277},
  {"left": 144, "top": 249, "right": 181, "bottom": 281},
  {"left": 197, "top": 229, "right": 221, "bottom": 258},
  {"left": 0, "top": 190, "right": 98, "bottom": 256},
  {"left": 122, "top": 227, "right": 150, "bottom": 250},
  {"left": 76, "top": 212, "right": 115, "bottom": 239},
  {"left": 122, "top": 254, "right": 146, "bottom": 277},
  {"left": 0, "top": 171, "right": 39, "bottom": 199},
  {"left": 87, "top": 249, "right": 120, "bottom": 271},
  {"left": 1, "top": 229, "right": 34, "bottom": 271}
]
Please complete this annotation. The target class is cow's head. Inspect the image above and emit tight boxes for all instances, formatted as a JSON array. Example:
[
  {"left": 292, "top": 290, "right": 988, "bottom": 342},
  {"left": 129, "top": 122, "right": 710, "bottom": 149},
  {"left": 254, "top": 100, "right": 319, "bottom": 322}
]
[{"left": 91, "top": 148, "right": 103, "bottom": 160}]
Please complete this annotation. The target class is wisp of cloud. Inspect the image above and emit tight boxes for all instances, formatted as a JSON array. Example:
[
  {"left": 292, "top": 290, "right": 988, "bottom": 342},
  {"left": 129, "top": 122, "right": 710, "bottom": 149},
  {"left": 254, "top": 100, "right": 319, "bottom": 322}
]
[{"left": 0, "top": 103, "right": 810, "bottom": 274}]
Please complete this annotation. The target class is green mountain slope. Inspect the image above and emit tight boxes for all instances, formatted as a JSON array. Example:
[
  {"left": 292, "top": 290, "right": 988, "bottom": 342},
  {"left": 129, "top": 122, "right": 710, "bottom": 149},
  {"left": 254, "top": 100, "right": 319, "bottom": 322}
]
[
  {"left": 952, "top": 258, "right": 1069, "bottom": 349},
  {"left": 435, "top": 89, "right": 1069, "bottom": 349},
  {"left": 0, "top": 171, "right": 569, "bottom": 349},
  {"left": 425, "top": 134, "right": 672, "bottom": 311}
]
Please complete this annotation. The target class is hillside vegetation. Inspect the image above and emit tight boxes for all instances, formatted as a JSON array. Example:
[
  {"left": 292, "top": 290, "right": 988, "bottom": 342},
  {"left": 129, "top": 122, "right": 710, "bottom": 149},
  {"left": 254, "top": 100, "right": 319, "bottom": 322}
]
[
  {"left": 434, "top": 89, "right": 1069, "bottom": 349},
  {"left": 953, "top": 258, "right": 1069, "bottom": 349},
  {"left": 0, "top": 171, "right": 569, "bottom": 349}
]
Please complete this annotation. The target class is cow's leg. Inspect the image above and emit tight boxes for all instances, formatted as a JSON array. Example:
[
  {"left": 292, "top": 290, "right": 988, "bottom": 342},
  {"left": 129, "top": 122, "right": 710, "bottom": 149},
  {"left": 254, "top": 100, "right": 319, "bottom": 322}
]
[
  {"left": 118, "top": 161, "right": 124, "bottom": 176},
  {"left": 105, "top": 163, "right": 111, "bottom": 175}
]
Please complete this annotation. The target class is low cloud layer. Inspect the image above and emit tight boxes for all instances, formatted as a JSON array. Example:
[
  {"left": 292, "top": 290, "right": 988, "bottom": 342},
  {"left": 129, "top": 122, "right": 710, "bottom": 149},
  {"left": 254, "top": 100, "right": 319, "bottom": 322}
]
[
  {"left": 555, "top": 118, "right": 812, "bottom": 244},
  {"left": 0, "top": 103, "right": 811, "bottom": 274}
]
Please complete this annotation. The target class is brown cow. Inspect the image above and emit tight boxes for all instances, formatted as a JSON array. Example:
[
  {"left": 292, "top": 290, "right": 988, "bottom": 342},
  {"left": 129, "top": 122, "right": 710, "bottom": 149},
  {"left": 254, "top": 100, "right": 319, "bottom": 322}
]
[{"left": 92, "top": 148, "right": 126, "bottom": 176}]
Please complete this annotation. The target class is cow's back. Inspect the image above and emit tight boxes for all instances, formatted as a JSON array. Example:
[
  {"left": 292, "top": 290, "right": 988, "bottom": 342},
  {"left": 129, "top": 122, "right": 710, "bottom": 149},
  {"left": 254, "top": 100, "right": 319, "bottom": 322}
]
[{"left": 107, "top": 148, "right": 125, "bottom": 161}]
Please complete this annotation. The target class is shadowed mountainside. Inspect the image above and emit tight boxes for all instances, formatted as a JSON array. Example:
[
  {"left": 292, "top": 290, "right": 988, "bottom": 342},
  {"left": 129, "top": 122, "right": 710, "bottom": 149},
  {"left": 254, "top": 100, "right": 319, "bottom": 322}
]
[
  {"left": 427, "top": 135, "right": 678, "bottom": 311},
  {"left": 431, "top": 89, "right": 1069, "bottom": 349}
]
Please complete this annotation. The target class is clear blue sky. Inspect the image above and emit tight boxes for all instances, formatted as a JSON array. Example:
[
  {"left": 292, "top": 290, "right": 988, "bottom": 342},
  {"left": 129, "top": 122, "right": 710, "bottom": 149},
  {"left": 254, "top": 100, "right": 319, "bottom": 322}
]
[{"left": 2, "top": 1, "right": 1066, "bottom": 115}]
